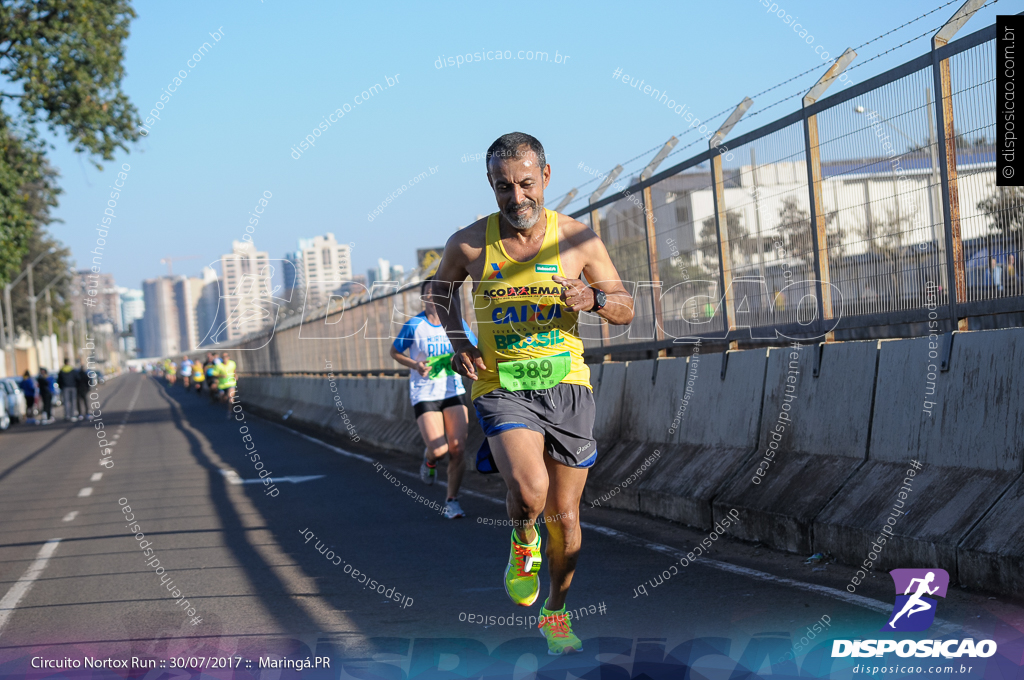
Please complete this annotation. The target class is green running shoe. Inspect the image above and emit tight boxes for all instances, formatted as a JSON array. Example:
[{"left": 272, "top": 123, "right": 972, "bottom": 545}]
[
  {"left": 420, "top": 458, "right": 436, "bottom": 485},
  {"left": 538, "top": 600, "right": 582, "bottom": 655},
  {"left": 504, "top": 529, "right": 542, "bottom": 606}
]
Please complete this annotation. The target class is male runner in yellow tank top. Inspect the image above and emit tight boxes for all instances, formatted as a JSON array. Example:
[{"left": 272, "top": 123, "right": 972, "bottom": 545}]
[{"left": 432, "top": 132, "right": 634, "bottom": 655}]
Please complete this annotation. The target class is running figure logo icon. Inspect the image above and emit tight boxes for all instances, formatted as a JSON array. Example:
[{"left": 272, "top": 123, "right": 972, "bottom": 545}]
[{"left": 883, "top": 568, "right": 949, "bottom": 632}]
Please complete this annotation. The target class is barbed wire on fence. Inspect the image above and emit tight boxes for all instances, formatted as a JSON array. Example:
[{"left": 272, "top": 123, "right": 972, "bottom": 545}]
[{"left": 553, "top": 0, "right": 999, "bottom": 214}]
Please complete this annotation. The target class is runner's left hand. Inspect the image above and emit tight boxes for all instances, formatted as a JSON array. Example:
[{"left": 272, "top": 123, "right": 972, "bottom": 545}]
[{"left": 553, "top": 275, "right": 595, "bottom": 312}]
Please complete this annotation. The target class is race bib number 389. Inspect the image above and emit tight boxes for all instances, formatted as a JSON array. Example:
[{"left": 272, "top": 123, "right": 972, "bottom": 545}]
[{"left": 498, "top": 352, "right": 571, "bottom": 391}]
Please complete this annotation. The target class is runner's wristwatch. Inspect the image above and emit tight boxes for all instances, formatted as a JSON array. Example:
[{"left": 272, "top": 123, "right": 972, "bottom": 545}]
[{"left": 588, "top": 288, "right": 607, "bottom": 312}]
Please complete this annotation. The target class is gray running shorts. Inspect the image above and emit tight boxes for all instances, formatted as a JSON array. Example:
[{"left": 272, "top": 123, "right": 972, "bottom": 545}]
[{"left": 472, "top": 383, "right": 597, "bottom": 468}]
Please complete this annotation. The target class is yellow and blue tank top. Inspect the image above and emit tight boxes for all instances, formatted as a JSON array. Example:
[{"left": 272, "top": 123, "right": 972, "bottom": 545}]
[{"left": 471, "top": 209, "right": 590, "bottom": 399}]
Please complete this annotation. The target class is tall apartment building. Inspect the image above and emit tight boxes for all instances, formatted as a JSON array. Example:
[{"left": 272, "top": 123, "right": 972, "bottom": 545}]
[
  {"left": 296, "top": 233, "right": 352, "bottom": 309},
  {"left": 139, "top": 277, "right": 181, "bottom": 357},
  {"left": 137, "top": 267, "right": 224, "bottom": 358},
  {"left": 283, "top": 250, "right": 304, "bottom": 298},
  {"left": 367, "top": 258, "right": 392, "bottom": 287},
  {"left": 72, "top": 271, "right": 122, "bottom": 332},
  {"left": 173, "top": 267, "right": 222, "bottom": 350},
  {"left": 193, "top": 267, "right": 223, "bottom": 347},
  {"left": 119, "top": 287, "right": 145, "bottom": 357},
  {"left": 220, "top": 240, "right": 273, "bottom": 341}
]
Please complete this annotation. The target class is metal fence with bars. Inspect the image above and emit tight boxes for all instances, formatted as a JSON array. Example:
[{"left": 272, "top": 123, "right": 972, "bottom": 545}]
[{"left": 229, "top": 10, "right": 1021, "bottom": 374}]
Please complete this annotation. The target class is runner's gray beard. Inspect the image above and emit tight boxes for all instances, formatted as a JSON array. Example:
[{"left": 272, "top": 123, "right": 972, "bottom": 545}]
[{"left": 504, "top": 200, "right": 543, "bottom": 230}]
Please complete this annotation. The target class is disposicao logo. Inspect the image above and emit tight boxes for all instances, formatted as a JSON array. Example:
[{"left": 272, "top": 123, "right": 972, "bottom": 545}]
[
  {"left": 832, "top": 568, "right": 997, "bottom": 659},
  {"left": 884, "top": 568, "right": 948, "bottom": 632}
]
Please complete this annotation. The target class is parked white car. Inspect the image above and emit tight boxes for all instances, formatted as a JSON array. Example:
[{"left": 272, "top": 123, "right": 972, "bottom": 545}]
[
  {"left": 0, "top": 378, "right": 26, "bottom": 422},
  {"left": 0, "top": 392, "right": 9, "bottom": 431}
]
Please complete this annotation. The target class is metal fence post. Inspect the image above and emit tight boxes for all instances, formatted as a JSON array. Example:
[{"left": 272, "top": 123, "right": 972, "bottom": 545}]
[
  {"left": 589, "top": 166, "right": 623, "bottom": 348},
  {"left": 802, "top": 49, "right": 856, "bottom": 339},
  {"left": 375, "top": 298, "right": 386, "bottom": 371},
  {"left": 710, "top": 153, "right": 733, "bottom": 336},
  {"left": 554, "top": 190, "right": 578, "bottom": 212},
  {"left": 710, "top": 99, "right": 754, "bottom": 339},
  {"left": 932, "top": 0, "right": 984, "bottom": 331},
  {"left": 358, "top": 306, "right": 368, "bottom": 371},
  {"left": 589, "top": 166, "right": 623, "bottom": 241},
  {"left": 640, "top": 138, "right": 678, "bottom": 344},
  {"left": 640, "top": 188, "right": 664, "bottom": 343}
]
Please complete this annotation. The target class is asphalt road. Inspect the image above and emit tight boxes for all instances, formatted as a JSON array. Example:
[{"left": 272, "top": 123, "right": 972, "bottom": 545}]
[{"left": 0, "top": 373, "right": 1020, "bottom": 678}]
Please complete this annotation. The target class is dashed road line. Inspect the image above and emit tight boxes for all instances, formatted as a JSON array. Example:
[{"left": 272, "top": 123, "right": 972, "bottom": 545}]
[
  {"left": 0, "top": 539, "right": 62, "bottom": 636},
  {"left": 90, "top": 473, "right": 103, "bottom": 482},
  {"left": 77, "top": 487, "right": 93, "bottom": 497},
  {"left": 61, "top": 511, "right": 79, "bottom": 522}
]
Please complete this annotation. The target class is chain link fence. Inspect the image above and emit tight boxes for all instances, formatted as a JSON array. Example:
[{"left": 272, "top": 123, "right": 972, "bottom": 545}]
[{"left": 227, "top": 17, "right": 1015, "bottom": 374}]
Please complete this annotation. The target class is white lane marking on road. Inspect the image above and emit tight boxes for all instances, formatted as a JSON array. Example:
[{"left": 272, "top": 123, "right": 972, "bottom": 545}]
[
  {"left": 0, "top": 539, "right": 62, "bottom": 636},
  {"left": 61, "top": 511, "right": 79, "bottom": 522},
  {"left": 265, "top": 423, "right": 375, "bottom": 463},
  {"left": 77, "top": 487, "right": 93, "bottom": 497},
  {"left": 218, "top": 469, "right": 324, "bottom": 485},
  {"left": 267, "top": 418, "right": 961, "bottom": 626},
  {"left": 90, "top": 473, "right": 102, "bottom": 481}
]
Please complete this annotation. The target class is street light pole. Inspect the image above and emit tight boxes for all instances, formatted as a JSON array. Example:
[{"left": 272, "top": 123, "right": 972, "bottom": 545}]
[
  {"left": 27, "top": 263, "right": 38, "bottom": 354},
  {"left": 45, "top": 289, "right": 54, "bottom": 368},
  {"left": 66, "top": 319, "right": 75, "bottom": 363},
  {"left": 3, "top": 285, "right": 13, "bottom": 377},
  {"left": 3, "top": 247, "right": 55, "bottom": 376},
  {"left": 45, "top": 288, "right": 54, "bottom": 338},
  {"left": 29, "top": 272, "right": 67, "bottom": 369},
  {"left": 853, "top": 105, "right": 918, "bottom": 149}
]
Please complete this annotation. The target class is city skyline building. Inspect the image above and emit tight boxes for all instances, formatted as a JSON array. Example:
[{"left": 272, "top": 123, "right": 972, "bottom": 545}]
[
  {"left": 119, "top": 287, "right": 144, "bottom": 357},
  {"left": 72, "top": 271, "right": 122, "bottom": 333},
  {"left": 174, "top": 266, "right": 222, "bottom": 351},
  {"left": 139, "top": 277, "right": 181, "bottom": 358},
  {"left": 296, "top": 233, "right": 352, "bottom": 309},
  {"left": 219, "top": 240, "right": 273, "bottom": 341}
]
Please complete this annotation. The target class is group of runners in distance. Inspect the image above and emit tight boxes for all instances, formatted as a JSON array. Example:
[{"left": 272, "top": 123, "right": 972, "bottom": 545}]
[
  {"left": 389, "top": 132, "right": 634, "bottom": 655},
  {"left": 157, "top": 352, "right": 237, "bottom": 404}
]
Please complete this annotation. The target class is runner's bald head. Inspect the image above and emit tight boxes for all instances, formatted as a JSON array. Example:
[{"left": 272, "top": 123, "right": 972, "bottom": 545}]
[
  {"left": 486, "top": 132, "right": 546, "bottom": 171},
  {"left": 486, "top": 132, "right": 550, "bottom": 230}
]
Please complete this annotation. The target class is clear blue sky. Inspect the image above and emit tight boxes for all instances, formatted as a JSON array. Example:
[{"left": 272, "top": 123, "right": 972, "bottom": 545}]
[{"left": 44, "top": 0, "right": 1004, "bottom": 289}]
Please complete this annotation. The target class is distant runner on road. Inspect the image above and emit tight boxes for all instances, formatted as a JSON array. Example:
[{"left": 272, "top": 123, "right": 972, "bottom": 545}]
[
  {"left": 389, "top": 277, "right": 478, "bottom": 520},
  {"left": 180, "top": 356, "right": 194, "bottom": 389},
  {"left": 215, "top": 352, "right": 237, "bottom": 404},
  {"left": 192, "top": 357, "right": 205, "bottom": 393},
  {"left": 431, "top": 132, "right": 634, "bottom": 655}
]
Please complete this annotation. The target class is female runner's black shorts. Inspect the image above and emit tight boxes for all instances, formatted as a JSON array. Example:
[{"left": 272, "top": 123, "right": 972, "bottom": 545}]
[{"left": 413, "top": 395, "right": 465, "bottom": 418}]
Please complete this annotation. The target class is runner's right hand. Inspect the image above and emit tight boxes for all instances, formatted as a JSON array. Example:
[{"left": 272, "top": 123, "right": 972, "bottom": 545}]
[
  {"left": 452, "top": 345, "right": 487, "bottom": 380},
  {"left": 415, "top": 361, "right": 430, "bottom": 378}
]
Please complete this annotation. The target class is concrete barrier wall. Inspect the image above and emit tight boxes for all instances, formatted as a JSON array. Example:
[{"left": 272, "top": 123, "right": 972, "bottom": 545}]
[
  {"left": 812, "top": 329, "right": 1024, "bottom": 592},
  {"left": 584, "top": 348, "right": 768, "bottom": 529},
  {"left": 237, "top": 326, "right": 1024, "bottom": 597},
  {"left": 636, "top": 349, "right": 768, "bottom": 529},
  {"left": 716, "top": 340, "right": 878, "bottom": 553},
  {"left": 238, "top": 374, "right": 423, "bottom": 455},
  {"left": 583, "top": 357, "right": 686, "bottom": 513},
  {"left": 591, "top": 362, "right": 627, "bottom": 444}
]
